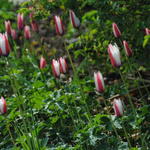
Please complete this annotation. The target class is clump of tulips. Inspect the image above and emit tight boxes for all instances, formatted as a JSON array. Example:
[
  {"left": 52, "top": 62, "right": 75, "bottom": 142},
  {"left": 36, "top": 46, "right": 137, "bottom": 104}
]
[{"left": 52, "top": 57, "right": 68, "bottom": 78}]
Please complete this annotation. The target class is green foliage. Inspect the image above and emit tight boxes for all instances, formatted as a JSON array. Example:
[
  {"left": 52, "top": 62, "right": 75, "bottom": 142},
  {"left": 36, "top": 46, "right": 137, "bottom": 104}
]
[{"left": 0, "top": 0, "right": 150, "bottom": 149}]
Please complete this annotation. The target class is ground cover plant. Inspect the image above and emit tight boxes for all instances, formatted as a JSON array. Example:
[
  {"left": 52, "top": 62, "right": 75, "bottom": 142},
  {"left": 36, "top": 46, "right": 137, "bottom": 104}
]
[{"left": 0, "top": 0, "right": 150, "bottom": 149}]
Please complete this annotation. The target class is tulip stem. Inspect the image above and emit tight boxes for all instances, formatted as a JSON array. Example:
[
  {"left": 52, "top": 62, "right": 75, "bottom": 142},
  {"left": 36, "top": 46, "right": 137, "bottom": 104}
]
[
  {"left": 5, "top": 57, "right": 33, "bottom": 149},
  {"left": 118, "top": 38, "right": 148, "bottom": 104},
  {"left": 136, "top": 69, "right": 149, "bottom": 94},
  {"left": 7, "top": 123, "right": 16, "bottom": 147},
  {"left": 64, "top": 41, "right": 76, "bottom": 74},
  {"left": 126, "top": 58, "right": 147, "bottom": 104},
  {"left": 103, "top": 100, "right": 121, "bottom": 141},
  {"left": 118, "top": 69, "right": 136, "bottom": 116},
  {"left": 121, "top": 122, "right": 132, "bottom": 148},
  {"left": 64, "top": 41, "right": 91, "bottom": 123},
  {"left": 103, "top": 95, "right": 131, "bottom": 148}
]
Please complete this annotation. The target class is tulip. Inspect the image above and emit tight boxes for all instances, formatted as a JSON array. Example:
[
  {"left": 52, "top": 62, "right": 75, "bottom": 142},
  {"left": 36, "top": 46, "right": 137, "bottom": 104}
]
[
  {"left": 17, "top": 13, "right": 24, "bottom": 30},
  {"left": 40, "top": 56, "right": 46, "bottom": 69},
  {"left": 108, "top": 43, "right": 121, "bottom": 67},
  {"left": 29, "top": 6, "right": 34, "bottom": 19},
  {"left": 5, "top": 21, "right": 12, "bottom": 35},
  {"left": 69, "top": 10, "right": 80, "bottom": 28},
  {"left": 54, "top": 16, "right": 64, "bottom": 36},
  {"left": 11, "top": 29, "right": 17, "bottom": 40},
  {"left": 52, "top": 59, "right": 60, "bottom": 77},
  {"left": 0, "top": 97, "right": 7, "bottom": 114},
  {"left": 113, "top": 99, "right": 124, "bottom": 117},
  {"left": 59, "top": 57, "right": 67, "bottom": 74},
  {"left": 123, "top": 40, "right": 133, "bottom": 57},
  {"left": 0, "top": 33, "right": 11, "bottom": 56},
  {"left": 24, "top": 25, "right": 31, "bottom": 40},
  {"left": 31, "top": 21, "right": 39, "bottom": 32},
  {"left": 112, "top": 23, "right": 121, "bottom": 38},
  {"left": 145, "top": 28, "right": 150, "bottom": 35},
  {"left": 94, "top": 71, "right": 105, "bottom": 92}
]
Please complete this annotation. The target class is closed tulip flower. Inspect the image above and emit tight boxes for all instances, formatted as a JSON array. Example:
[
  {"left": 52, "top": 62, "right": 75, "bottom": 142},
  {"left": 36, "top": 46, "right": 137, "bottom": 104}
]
[
  {"left": 31, "top": 21, "right": 39, "bottom": 32},
  {"left": 54, "top": 16, "right": 64, "bottom": 36},
  {"left": 69, "top": 10, "right": 80, "bottom": 28},
  {"left": 0, "top": 97, "right": 7, "bottom": 114},
  {"left": 29, "top": 6, "right": 34, "bottom": 19},
  {"left": 113, "top": 99, "right": 124, "bottom": 117},
  {"left": 11, "top": 29, "right": 17, "bottom": 40},
  {"left": 59, "top": 57, "right": 67, "bottom": 74},
  {"left": 108, "top": 43, "right": 121, "bottom": 67},
  {"left": 123, "top": 40, "right": 133, "bottom": 57},
  {"left": 52, "top": 59, "right": 60, "bottom": 77},
  {"left": 40, "top": 56, "right": 46, "bottom": 69},
  {"left": 112, "top": 23, "right": 121, "bottom": 38},
  {"left": 24, "top": 25, "right": 31, "bottom": 40},
  {"left": 5, "top": 21, "right": 12, "bottom": 35},
  {"left": 0, "top": 33, "right": 11, "bottom": 56},
  {"left": 94, "top": 71, "right": 105, "bottom": 92},
  {"left": 145, "top": 28, "right": 150, "bottom": 35},
  {"left": 17, "top": 13, "right": 24, "bottom": 30}
]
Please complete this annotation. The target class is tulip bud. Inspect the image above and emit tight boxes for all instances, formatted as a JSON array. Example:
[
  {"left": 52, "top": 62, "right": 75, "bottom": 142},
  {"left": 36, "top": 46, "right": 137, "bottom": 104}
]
[
  {"left": 54, "top": 16, "right": 64, "bottom": 36},
  {"left": 145, "top": 28, "right": 150, "bottom": 35},
  {"left": 17, "top": 13, "right": 24, "bottom": 30},
  {"left": 113, "top": 99, "right": 124, "bottom": 117},
  {"left": 0, "top": 97, "right": 7, "bottom": 114},
  {"left": 40, "top": 56, "right": 46, "bottom": 69},
  {"left": 59, "top": 57, "right": 67, "bottom": 74},
  {"left": 31, "top": 21, "right": 39, "bottom": 32},
  {"left": 112, "top": 23, "right": 121, "bottom": 38},
  {"left": 123, "top": 40, "right": 133, "bottom": 57},
  {"left": 69, "top": 10, "right": 80, "bottom": 28},
  {"left": 29, "top": 6, "right": 34, "bottom": 19},
  {"left": 0, "top": 33, "right": 11, "bottom": 56},
  {"left": 11, "top": 29, "right": 17, "bottom": 40},
  {"left": 5, "top": 21, "right": 12, "bottom": 35},
  {"left": 52, "top": 59, "right": 60, "bottom": 77},
  {"left": 94, "top": 71, "right": 105, "bottom": 92},
  {"left": 108, "top": 43, "right": 121, "bottom": 67},
  {"left": 24, "top": 25, "right": 31, "bottom": 40}
]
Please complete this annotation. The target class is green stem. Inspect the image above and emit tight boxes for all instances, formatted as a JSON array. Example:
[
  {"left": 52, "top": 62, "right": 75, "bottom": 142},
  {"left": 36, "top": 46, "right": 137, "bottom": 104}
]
[
  {"left": 103, "top": 95, "right": 131, "bottom": 148},
  {"left": 121, "top": 123, "right": 132, "bottom": 148},
  {"left": 126, "top": 58, "right": 146, "bottom": 105},
  {"left": 5, "top": 57, "right": 34, "bottom": 149},
  {"left": 118, "top": 69, "right": 136, "bottom": 115},
  {"left": 64, "top": 41, "right": 91, "bottom": 122},
  {"left": 137, "top": 71, "right": 149, "bottom": 94},
  {"left": 7, "top": 123, "right": 16, "bottom": 147},
  {"left": 103, "top": 100, "right": 121, "bottom": 141}
]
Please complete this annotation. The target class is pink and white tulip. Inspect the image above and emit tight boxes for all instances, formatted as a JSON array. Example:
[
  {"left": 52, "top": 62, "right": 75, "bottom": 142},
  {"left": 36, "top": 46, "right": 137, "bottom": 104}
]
[
  {"left": 113, "top": 99, "right": 124, "bottom": 117},
  {"left": 5, "top": 21, "right": 12, "bottom": 35},
  {"left": 69, "top": 10, "right": 80, "bottom": 28},
  {"left": 112, "top": 23, "right": 121, "bottom": 38},
  {"left": 24, "top": 26, "right": 31, "bottom": 40},
  {"left": 59, "top": 57, "right": 67, "bottom": 74},
  {"left": 123, "top": 40, "right": 133, "bottom": 57},
  {"left": 52, "top": 59, "right": 60, "bottom": 77},
  {"left": 54, "top": 16, "right": 64, "bottom": 36},
  {"left": 11, "top": 29, "right": 17, "bottom": 40},
  {"left": 31, "top": 21, "right": 39, "bottom": 32},
  {"left": 40, "top": 57, "right": 46, "bottom": 69},
  {"left": 29, "top": 6, "right": 34, "bottom": 19},
  {"left": 0, "top": 33, "right": 11, "bottom": 56},
  {"left": 94, "top": 71, "right": 105, "bottom": 92},
  {"left": 17, "top": 13, "right": 24, "bottom": 30},
  {"left": 145, "top": 28, "right": 150, "bottom": 35},
  {"left": 108, "top": 43, "right": 121, "bottom": 67},
  {"left": 0, "top": 97, "right": 7, "bottom": 114}
]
